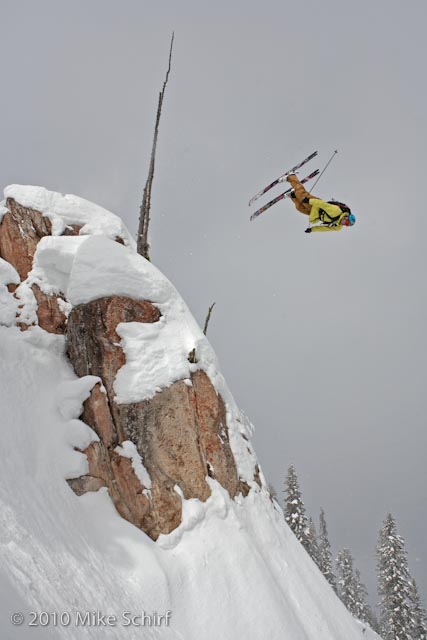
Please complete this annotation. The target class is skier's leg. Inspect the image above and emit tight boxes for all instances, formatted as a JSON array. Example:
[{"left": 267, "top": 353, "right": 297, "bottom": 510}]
[
  {"left": 287, "top": 175, "right": 312, "bottom": 215},
  {"left": 290, "top": 193, "right": 309, "bottom": 215}
]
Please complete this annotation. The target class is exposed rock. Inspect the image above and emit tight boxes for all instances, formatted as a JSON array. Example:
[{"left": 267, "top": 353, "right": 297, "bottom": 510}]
[
  {"left": 0, "top": 200, "right": 80, "bottom": 334},
  {"left": 62, "top": 224, "right": 82, "bottom": 236},
  {"left": 31, "top": 284, "right": 67, "bottom": 334},
  {"left": 67, "top": 296, "right": 161, "bottom": 419},
  {"left": 191, "top": 370, "right": 239, "bottom": 496},
  {"left": 0, "top": 198, "right": 52, "bottom": 280},
  {"left": 84, "top": 439, "right": 151, "bottom": 528},
  {"left": 81, "top": 382, "right": 117, "bottom": 448},
  {"left": 253, "top": 464, "right": 262, "bottom": 490},
  {"left": 66, "top": 295, "right": 244, "bottom": 539},
  {"left": 66, "top": 475, "right": 105, "bottom": 496}
]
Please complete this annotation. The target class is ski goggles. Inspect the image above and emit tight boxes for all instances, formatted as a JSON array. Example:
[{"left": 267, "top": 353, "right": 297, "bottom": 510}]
[
  {"left": 342, "top": 214, "right": 356, "bottom": 226},
  {"left": 342, "top": 214, "right": 356, "bottom": 227}
]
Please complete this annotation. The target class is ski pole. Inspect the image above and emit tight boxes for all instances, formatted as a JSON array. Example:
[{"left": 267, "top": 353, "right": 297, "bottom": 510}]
[{"left": 310, "top": 150, "right": 338, "bottom": 190}]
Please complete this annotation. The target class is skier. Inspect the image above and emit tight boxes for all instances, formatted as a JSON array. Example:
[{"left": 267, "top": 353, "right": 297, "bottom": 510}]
[{"left": 286, "top": 174, "right": 356, "bottom": 233}]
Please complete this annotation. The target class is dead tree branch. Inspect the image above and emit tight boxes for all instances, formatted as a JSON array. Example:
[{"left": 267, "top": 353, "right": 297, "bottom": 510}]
[
  {"left": 137, "top": 32, "right": 174, "bottom": 260},
  {"left": 203, "top": 302, "right": 216, "bottom": 336},
  {"left": 188, "top": 303, "right": 216, "bottom": 364}
]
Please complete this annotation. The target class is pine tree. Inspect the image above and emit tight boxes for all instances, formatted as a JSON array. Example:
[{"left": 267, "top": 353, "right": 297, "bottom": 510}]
[
  {"left": 353, "top": 568, "right": 376, "bottom": 627},
  {"left": 318, "top": 508, "right": 337, "bottom": 592},
  {"left": 284, "top": 465, "right": 310, "bottom": 551},
  {"left": 307, "top": 517, "right": 321, "bottom": 567},
  {"left": 336, "top": 548, "right": 358, "bottom": 614},
  {"left": 377, "top": 513, "right": 415, "bottom": 640},
  {"left": 336, "top": 549, "right": 376, "bottom": 629},
  {"left": 409, "top": 579, "right": 427, "bottom": 640}
]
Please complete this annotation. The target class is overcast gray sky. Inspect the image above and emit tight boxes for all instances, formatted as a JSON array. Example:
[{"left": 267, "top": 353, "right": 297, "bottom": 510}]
[{"left": 2, "top": 0, "right": 426, "bottom": 603}]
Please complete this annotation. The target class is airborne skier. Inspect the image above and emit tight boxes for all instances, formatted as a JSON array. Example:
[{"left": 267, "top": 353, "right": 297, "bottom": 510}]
[
  {"left": 286, "top": 174, "right": 356, "bottom": 233},
  {"left": 249, "top": 150, "right": 356, "bottom": 230}
]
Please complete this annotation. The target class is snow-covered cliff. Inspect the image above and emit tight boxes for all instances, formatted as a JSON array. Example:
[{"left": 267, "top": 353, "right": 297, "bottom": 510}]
[{"left": 0, "top": 185, "right": 378, "bottom": 639}]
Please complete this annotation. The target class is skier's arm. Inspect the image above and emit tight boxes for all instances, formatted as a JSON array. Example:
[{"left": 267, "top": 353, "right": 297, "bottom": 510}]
[{"left": 309, "top": 224, "right": 343, "bottom": 232}]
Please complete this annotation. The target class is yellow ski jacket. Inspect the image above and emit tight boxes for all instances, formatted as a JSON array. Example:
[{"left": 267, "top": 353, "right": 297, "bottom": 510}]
[{"left": 308, "top": 198, "right": 348, "bottom": 232}]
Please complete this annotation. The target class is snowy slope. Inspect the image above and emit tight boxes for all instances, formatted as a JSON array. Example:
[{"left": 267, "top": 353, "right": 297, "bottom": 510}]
[{"left": 0, "top": 186, "right": 379, "bottom": 639}]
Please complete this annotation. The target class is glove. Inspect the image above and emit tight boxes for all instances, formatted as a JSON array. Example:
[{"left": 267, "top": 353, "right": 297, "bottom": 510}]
[
  {"left": 305, "top": 228, "right": 312, "bottom": 234},
  {"left": 302, "top": 197, "right": 310, "bottom": 204}
]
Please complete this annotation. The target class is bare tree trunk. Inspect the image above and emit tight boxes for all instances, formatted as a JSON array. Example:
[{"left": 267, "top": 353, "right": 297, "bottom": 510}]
[
  {"left": 137, "top": 33, "right": 174, "bottom": 260},
  {"left": 203, "top": 302, "right": 216, "bottom": 335}
]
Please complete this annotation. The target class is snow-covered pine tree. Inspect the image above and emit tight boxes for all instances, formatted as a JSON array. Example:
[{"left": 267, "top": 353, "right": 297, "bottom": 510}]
[
  {"left": 336, "top": 548, "right": 376, "bottom": 630},
  {"left": 409, "top": 579, "right": 427, "bottom": 640},
  {"left": 307, "top": 517, "right": 321, "bottom": 567},
  {"left": 377, "top": 513, "right": 415, "bottom": 640},
  {"left": 284, "top": 465, "right": 310, "bottom": 551},
  {"left": 353, "top": 568, "right": 376, "bottom": 628},
  {"left": 336, "top": 548, "right": 357, "bottom": 614},
  {"left": 318, "top": 508, "right": 337, "bottom": 592}
]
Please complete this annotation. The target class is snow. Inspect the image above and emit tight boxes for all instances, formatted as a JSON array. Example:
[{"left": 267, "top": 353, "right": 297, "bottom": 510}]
[
  {"left": 115, "top": 441, "right": 152, "bottom": 493},
  {"left": 0, "top": 327, "right": 173, "bottom": 640},
  {"left": 0, "top": 257, "right": 20, "bottom": 287},
  {"left": 33, "top": 236, "right": 89, "bottom": 295},
  {"left": 0, "top": 258, "right": 19, "bottom": 326},
  {"left": 57, "top": 376, "right": 102, "bottom": 422},
  {"left": 3, "top": 185, "right": 134, "bottom": 246},
  {"left": 0, "top": 185, "right": 381, "bottom": 639}
]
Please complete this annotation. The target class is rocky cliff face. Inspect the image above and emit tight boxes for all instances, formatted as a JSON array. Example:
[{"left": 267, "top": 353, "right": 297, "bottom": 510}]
[{"left": 0, "top": 191, "right": 259, "bottom": 539}]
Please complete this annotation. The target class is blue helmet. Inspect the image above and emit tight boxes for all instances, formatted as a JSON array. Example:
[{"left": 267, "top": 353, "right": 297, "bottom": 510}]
[{"left": 348, "top": 213, "right": 356, "bottom": 226}]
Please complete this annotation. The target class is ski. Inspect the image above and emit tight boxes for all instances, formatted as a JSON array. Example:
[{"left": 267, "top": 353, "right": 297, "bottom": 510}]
[
  {"left": 248, "top": 150, "right": 318, "bottom": 206},
  {"left": 250, "top": 169, "right": 319, "bottom": 221}
]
